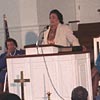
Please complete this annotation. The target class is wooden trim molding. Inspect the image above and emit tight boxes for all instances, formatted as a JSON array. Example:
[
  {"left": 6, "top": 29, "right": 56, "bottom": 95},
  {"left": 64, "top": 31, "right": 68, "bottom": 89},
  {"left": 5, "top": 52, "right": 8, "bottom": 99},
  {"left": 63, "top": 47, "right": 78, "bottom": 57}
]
[{"left": 7, "top": 51, "right": 90, "bottom": 59}]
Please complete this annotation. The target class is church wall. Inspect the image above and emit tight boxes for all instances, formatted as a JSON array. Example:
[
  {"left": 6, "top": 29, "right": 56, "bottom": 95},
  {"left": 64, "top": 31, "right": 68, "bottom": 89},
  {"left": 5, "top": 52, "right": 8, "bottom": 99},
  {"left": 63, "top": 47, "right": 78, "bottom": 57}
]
[
  {"left": 19, "top": 0, "right": 39, "bottom": 48},
  {"left": 0, "top": 0, "right": 21, "bottom": 53},
  {"left": 79, "top": 0, "right": 100, "bottom": 23}
]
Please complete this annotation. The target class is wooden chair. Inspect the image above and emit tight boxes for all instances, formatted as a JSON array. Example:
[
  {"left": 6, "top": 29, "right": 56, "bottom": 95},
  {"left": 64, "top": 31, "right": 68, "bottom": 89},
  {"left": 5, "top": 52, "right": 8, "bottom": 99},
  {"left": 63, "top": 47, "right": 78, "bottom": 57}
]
[
  {"left": 92, "top": 37, "right": 100, "bottom": 98},
  {"left": 93, "top": 37, "right": 100, "bottom": 64}
]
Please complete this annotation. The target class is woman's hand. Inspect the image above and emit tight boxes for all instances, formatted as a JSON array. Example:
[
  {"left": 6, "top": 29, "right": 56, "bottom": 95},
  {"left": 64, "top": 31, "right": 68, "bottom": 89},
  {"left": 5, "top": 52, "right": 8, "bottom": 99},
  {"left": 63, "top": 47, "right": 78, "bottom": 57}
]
[
  {"left": 82, "top": 45, "right": 87, "bottom": 51},
  {"left": 6, "top": 49, "right": 11, "bottom": 56},
  {"left": 91, "top": 67, "right": 99, "bottom": 79},
  {"left": 47, "top": 40, "right": 55, "bottom": 45}
]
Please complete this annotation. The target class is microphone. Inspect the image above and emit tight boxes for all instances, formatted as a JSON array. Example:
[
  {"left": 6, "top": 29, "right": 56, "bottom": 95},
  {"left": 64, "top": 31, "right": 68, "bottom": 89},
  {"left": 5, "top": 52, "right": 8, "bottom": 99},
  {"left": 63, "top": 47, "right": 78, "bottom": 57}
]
[
  {"left": 97, "top": 9, "right": 100, "bottom": 12},
  {"left": 45, "top": 25, "right": 49, "bottom": 30},
  {"left": 36, "top": 25, "right": 49, "bottom": 46}
]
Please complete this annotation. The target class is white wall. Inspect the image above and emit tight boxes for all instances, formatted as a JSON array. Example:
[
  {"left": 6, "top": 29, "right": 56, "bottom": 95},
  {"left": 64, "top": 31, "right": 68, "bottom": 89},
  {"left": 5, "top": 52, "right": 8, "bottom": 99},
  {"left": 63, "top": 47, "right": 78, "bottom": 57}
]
[
  {"left": 0, "top": 0, "right": 21, "bottom": 53},
  {"left": 79, "top": 0, "right": 100, "bottom": 23},
  {"left": 19, "top": 0, "right": 38, "bottom": 26},
  {"left": 0, "top": 0, "right": 20, "bottom": 28},
  {"left": 19, "top": 0, "right": 39, "bottom": 47}
]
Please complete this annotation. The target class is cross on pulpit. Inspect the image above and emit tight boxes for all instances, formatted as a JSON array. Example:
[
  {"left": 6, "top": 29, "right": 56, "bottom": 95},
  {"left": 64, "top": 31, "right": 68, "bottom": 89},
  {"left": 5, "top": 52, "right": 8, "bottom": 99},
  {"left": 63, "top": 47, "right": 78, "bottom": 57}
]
[{"left": 14, "top": 71, "right": 30, "bottom": 100}]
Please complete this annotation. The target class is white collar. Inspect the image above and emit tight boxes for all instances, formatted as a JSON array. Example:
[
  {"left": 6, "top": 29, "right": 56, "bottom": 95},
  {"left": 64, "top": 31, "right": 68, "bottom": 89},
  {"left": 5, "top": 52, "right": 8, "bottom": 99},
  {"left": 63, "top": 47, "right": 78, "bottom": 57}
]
[{"left": 9, "top": 49, "right": 16, "bottom": 56}]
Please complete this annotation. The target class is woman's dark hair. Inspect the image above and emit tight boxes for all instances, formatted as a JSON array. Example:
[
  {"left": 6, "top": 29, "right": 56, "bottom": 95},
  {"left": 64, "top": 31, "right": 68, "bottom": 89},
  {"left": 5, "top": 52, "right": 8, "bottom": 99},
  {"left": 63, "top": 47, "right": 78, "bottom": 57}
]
[
  {"left": 5, "top": 38, "right": 18, "bottom": 49},
  {"left": 71, "top": 86, "right": 88, "bottom": 100},
  {"left": 49, "top": 9, "right": 64, "bottom": 24}
]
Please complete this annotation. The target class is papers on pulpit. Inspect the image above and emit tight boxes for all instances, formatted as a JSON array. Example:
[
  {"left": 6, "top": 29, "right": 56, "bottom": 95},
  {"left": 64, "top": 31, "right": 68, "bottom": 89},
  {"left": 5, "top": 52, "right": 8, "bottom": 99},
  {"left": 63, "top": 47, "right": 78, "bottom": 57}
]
[
  {"left": 24, "top": 44, "right": 83, "bottom": 55},
  {"left": 25, "top": 45, "right": 59, "bottom": 55},
  {"left": 25, "top": 44, "right": 73, "bottom": 55}
]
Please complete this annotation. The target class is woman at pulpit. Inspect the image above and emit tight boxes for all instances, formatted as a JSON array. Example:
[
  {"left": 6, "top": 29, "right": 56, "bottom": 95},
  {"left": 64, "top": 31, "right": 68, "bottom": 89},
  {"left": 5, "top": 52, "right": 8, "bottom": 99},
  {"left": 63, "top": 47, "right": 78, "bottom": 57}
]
[
  {"left": 92, "top": 53, "right": 100, "bottom": 98},
  {"left": 42, "top": 9, "right": 80, "bottom": 46},
  {"left": 0, "top": 38, "right": 25, "bottom": 93}
]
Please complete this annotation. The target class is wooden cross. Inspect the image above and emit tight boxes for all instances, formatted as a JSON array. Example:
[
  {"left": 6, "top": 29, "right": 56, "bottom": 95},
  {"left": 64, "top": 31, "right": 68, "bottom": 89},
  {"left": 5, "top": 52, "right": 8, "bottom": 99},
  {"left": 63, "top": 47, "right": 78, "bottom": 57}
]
[
  {"left": 47, "top": 92, "right": 51, "bottom": 100},
  {"left": 14, "top": 71, "right": 30, "bottom": 100}
]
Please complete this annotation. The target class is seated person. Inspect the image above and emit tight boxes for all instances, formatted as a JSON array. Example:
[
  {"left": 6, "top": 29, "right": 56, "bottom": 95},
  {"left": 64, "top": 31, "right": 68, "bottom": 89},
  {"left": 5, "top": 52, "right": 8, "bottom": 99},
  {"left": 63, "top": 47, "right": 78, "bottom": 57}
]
[
  {"left": 0, "top": 38, "right": 25, "bottom": 93},
  {"left": 0, "top": 92, "right": 21, "bottom": 100},
  {"left": 92, "top": 53, "right": 100, "bottom": 98},
  {"left": 71, "top": 86, "right": 88, "bottom": 100},
  {"left": 42, "top": 9, "right": 80, "bottom": 47}
]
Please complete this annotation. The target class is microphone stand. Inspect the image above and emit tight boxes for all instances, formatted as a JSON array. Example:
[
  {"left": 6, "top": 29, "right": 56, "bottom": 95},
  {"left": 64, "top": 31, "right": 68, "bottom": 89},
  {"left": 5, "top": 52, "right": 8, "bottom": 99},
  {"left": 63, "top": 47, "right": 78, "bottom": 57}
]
[{"left": 36, "top": 26, "right": 48, "bottom": 54}]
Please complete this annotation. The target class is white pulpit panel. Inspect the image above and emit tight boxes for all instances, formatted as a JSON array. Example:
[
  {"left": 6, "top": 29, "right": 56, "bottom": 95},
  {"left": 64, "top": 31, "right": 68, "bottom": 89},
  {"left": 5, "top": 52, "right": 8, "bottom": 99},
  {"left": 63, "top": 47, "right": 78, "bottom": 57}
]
[
  {"left": 7, "top": 52, "right": 93, "bottom": 100},
  {"left": 7, "top": 58, "right": 33, "bottom": 100}
]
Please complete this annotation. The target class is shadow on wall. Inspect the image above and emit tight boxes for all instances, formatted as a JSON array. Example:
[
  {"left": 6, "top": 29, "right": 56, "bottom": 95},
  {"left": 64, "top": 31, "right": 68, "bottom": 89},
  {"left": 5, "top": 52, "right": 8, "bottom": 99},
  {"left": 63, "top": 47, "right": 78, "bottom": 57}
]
[{"left": 25, "top": 31, "right": 38, "bottom": 45}]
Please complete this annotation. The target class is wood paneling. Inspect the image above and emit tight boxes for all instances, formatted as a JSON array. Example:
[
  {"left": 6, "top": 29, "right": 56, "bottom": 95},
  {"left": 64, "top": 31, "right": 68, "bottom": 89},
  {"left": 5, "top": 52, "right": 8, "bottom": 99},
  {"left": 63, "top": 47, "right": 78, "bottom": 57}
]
[{"left": 74, "top": 22, "right": 100, "bottom": 66}]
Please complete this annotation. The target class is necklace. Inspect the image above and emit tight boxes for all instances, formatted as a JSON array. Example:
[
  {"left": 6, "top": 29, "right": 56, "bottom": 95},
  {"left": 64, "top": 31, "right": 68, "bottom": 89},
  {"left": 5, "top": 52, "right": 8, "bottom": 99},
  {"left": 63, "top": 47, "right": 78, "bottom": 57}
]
[{"left": 9, "top": 49, "right": 16, "bottom": 56}]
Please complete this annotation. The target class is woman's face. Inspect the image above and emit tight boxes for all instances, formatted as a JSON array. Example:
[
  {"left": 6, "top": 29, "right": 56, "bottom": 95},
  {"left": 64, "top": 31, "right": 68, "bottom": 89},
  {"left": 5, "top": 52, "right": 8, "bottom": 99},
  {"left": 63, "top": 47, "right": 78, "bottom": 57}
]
[{"left": 49, "top": 13, "right": 59, "bottom": 26}]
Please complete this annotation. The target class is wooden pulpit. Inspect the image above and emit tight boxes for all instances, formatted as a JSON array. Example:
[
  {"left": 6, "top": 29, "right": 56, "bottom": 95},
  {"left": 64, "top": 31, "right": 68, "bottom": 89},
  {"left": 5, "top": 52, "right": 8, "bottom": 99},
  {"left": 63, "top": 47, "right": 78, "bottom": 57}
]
[{"left": 7, "top": 45, "right": 93, "bottom": 100}]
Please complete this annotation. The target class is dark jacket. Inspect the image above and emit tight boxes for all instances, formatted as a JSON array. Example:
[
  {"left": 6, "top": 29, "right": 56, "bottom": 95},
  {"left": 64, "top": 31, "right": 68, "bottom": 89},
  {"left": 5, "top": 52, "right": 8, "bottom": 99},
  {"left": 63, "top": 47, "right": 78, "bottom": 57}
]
[{"left": 0, "top": 49, "right": 25, "bottom": 82}]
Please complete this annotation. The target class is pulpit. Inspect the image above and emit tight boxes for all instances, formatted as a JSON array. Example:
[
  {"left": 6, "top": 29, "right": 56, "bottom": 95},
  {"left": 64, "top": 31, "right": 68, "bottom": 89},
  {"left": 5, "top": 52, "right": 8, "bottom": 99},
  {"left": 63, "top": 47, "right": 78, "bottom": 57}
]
[{"left": 7, "top": 45, "right": 93, "bottom": 100}]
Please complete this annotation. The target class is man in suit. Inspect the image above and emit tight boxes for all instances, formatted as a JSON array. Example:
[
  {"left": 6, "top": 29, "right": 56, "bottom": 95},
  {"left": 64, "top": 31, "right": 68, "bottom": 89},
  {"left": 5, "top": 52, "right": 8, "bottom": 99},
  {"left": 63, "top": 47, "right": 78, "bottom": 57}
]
[{"left": 0, "top": 38, "right": 25, "bottom": 93}]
